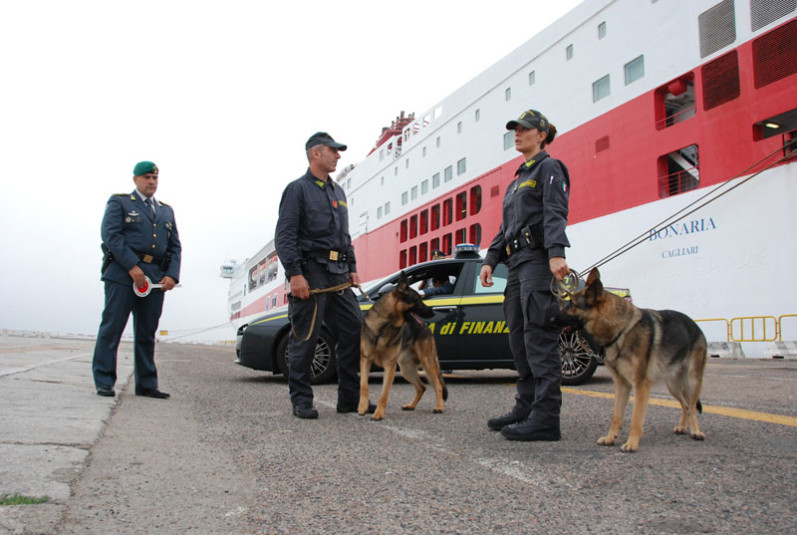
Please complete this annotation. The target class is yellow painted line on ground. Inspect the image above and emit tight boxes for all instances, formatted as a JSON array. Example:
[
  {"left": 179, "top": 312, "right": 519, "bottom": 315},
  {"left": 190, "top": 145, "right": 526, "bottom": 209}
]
[{"left": 562, "top": 387, "right": 797, "bottom": 428}]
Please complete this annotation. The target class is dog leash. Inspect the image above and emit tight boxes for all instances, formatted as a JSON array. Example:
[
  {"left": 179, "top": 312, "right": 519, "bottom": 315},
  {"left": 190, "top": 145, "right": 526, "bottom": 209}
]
[{"left": 290, "top": 282, "right": 371, "bottom": 342}]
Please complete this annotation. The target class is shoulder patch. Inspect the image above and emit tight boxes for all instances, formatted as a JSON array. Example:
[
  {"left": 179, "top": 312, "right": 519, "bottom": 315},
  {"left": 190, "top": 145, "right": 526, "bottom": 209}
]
[
  {"left": 159, "top": 201, "right": 171, "bottom": 208},
  {"left": 113, "top": 193, "right": 128, "bottom": 196}
]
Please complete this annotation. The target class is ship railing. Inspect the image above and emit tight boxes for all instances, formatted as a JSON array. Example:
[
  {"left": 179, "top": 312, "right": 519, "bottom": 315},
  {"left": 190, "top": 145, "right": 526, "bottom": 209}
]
[
  {"left": 695, "top": 314, "right": 797, "bottom": 342},
  {"left": 656, "top": 105, "right": 696, "bottom": 129}
]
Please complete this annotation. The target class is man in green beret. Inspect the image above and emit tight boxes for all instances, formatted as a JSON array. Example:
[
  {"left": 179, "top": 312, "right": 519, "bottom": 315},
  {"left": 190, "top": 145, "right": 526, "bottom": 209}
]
[{"left": 92, "top": 161, "right": 182, "bottom": 399}]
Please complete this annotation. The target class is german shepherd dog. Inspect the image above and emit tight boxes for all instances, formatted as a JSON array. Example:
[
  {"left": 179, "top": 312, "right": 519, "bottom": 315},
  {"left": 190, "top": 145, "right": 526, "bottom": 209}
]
[
  {"left": 557, "top": 268, "right": 707, "bottom": 452},
  {"left": 359, "top": 272, "right": 448, "bottom": 420}
]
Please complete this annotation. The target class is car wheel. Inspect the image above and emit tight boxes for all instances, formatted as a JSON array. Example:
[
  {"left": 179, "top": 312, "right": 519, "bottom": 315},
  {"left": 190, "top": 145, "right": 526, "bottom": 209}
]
[
  {"left": 559, "top": 329, "right": 599, "bottom": 386},
  {"left": 275, "top": 331, "right": 338, "bottom": 384}
]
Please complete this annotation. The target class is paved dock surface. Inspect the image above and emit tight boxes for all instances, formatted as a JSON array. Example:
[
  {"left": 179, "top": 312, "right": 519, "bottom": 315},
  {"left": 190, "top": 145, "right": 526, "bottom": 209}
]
[{"left": 1, "top": 337, "right": 795, "bottom": 534}]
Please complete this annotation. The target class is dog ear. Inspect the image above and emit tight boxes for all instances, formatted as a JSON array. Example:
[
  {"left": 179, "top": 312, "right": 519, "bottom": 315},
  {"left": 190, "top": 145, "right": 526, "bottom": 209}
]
[
  {"left": 585, "top": 268, "right": 604, "bottom": 300},
  {"left": 396, "top": 271, "right": 409, "bottom": 292}
]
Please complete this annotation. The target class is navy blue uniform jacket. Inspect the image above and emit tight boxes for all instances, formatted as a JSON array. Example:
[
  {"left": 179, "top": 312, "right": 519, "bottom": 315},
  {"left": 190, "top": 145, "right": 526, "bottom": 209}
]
[
  {"left": 101, "top": 191, "right": 182, "bottom": 285},
  {"left": 275, "top": 170, "right": 357, "bottom": 278},
  {"left": 483, "top": 151, "right": 570, "bottom": 271}
]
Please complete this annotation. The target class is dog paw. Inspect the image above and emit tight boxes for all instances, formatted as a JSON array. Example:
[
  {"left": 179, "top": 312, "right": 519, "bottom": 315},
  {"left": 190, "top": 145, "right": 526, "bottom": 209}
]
[
  {"left": 691, "top": 431, "right": 706, "bottom": 441},
  {"left": 620, "top": 441, "right": 639, "bottom": 453},
  {"left": 433, "top": 408, "right": 443, "bottom": 414},
  {"left": 401, "top": 404, "right": 416, "bottom": 411},
  {"left": 597, "top": 436, "right": 615, "bottom": 446},
  {"left": 673, "top": 426, "right": 688, "bottom": 435}
]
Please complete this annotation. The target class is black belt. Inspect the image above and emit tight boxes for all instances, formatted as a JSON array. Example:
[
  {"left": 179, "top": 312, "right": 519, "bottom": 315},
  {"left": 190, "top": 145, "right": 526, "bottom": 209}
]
[
  {"left": 505, "top": 225, "right": 542, "bottom": 257},
  {"left": 136, "top": 252, "right": 162, "bottom": 264},
  {"left": 307, "top": 250, "right": 349, "bottom": 263}
]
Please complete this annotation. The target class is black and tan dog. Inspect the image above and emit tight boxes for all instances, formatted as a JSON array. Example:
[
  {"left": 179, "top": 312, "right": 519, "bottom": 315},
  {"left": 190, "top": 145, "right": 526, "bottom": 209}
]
[
  {"left": 359, "top": 272, "right": 448, "bottom": 420},
  {"left": 557, "top": 268, "right": 707, "bottom": 452}
]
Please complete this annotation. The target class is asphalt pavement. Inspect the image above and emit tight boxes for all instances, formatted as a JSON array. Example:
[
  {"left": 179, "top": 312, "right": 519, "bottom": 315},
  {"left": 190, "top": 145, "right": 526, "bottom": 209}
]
[{"left": 2, "top": 335, "right": 796, "bottom": 535}]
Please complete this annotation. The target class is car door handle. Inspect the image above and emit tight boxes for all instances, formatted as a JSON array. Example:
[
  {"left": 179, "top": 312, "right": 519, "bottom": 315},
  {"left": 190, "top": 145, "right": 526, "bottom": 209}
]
[{"left": 432, "top": 306, "right": 456, "bottom": 313}]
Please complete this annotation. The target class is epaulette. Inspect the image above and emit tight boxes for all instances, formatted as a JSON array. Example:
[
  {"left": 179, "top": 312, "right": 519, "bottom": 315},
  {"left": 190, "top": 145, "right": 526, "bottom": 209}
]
[
  {"left": 113, "top": 193, "right": 128, "bottom": 196},
  {"left": 159, "top": 201, "right": 171, "bottom": 208}
]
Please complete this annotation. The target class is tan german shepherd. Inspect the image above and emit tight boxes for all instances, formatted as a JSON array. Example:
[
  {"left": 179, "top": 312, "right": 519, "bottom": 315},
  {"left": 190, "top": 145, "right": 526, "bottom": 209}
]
[
  {"left": 359, "top": 272, "right": 448, "bottom": 420},
  {"left": 557, "top": 268, "right": 707, "bottom": 452}
]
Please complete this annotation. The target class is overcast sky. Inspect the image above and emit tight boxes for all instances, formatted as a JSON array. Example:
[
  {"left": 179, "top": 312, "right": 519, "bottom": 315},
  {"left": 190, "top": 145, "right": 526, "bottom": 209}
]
[{"left": 0, "top": 0, "right": 581, "bottom": 342}]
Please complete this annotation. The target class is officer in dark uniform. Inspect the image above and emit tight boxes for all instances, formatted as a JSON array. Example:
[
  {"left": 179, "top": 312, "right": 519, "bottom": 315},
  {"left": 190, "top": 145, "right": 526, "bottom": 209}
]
[
  {"left": 92, "top": 161, "right": 181, "bottom": 399},
  {"left": 275, "top": 132, "right": 374, "bottom": 419},
  {"left": 480, "top": 110, "right": 571, "bottom": 441}
]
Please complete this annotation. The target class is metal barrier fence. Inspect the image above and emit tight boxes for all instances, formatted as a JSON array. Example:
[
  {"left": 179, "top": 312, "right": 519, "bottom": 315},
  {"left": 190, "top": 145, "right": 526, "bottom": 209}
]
[{"left": 695, "top": 314, "right": 796, "bottom": 342}]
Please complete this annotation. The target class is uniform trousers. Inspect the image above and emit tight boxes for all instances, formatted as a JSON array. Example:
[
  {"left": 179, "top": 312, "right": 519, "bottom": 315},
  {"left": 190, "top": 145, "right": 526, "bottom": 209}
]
[
  {"left": 503, "top": 260, "right": 562, "bottom": 426},
  {"left": 287, "top": 260, "right": 361, "bottom": 407},
  {"left": 93, "top": 279, "right": 165, "bottom": 390}
]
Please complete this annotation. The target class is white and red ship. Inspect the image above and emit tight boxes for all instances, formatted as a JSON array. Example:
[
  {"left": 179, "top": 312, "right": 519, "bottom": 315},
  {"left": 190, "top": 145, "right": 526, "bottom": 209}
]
[{"left": 222, "top": 0, "right": 797, "bottom": 356}]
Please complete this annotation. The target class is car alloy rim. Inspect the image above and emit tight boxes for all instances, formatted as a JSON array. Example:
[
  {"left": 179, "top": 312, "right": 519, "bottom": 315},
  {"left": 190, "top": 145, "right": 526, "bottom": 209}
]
[{"left": 559, "top": 331, "right": 593, "bottom": 378}]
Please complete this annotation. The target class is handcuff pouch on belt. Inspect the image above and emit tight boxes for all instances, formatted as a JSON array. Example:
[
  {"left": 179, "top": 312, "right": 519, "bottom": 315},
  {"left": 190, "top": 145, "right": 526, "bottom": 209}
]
[{"left": 505, "top": 224, "right": 544, "bottom": 257}]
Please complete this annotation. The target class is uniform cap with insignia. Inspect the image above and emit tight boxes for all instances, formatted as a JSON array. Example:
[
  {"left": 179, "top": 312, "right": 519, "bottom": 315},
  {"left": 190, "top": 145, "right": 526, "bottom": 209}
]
[
  {"left": 305, "top": 132, "right": 347, "bottom": 151},
  {"left": 506, "top": 109, "right": 550, "bottom": 134},
  {"left": 133, "top": 161, "right": 158, "bottom": 176}
]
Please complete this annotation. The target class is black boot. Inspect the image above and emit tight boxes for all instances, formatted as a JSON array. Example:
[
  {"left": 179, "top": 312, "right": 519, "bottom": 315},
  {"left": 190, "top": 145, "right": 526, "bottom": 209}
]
[
  {"left": 501, "top": 418, "right": 561, "bottom": 441},
  {"left": 487, "top": 410, "right": 528, "bottom": 431}
]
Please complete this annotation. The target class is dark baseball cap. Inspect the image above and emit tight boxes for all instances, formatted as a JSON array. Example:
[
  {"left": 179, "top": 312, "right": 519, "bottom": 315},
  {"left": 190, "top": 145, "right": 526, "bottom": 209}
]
[
  {"left": 305, "top": 132, "right": 347, "bottom": 151},
  {"left": 506, "top": 109, "right": 550, "bottom": 134}
]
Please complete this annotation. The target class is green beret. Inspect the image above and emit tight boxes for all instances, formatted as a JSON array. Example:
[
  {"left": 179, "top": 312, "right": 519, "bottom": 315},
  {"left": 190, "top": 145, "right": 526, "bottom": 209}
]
[{"left": 133, "top": 161, "right": 158, "bottom": 176}]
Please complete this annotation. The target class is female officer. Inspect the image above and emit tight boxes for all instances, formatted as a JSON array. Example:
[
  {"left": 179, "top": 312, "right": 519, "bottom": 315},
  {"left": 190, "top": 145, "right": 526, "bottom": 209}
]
[{"left": 479, "top": 109, "right": 571, "bottom": 441}]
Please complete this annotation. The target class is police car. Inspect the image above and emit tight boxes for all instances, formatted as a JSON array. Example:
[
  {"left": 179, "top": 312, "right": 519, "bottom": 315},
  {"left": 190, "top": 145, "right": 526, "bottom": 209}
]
[{"left": 235, "top": 244, "right": 628, "bottom": 385}]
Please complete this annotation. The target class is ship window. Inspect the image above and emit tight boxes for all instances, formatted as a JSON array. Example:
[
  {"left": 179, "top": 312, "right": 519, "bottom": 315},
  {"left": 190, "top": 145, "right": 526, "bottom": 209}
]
[
  {"left": 442, "top": 234, "right": 453, "bottom": 256},
  {"left": 377, "top": 206, "right": 383, "bottom": 219},
  {"left": 431, "top": 204, "right": 440, "bottom": 230},
  {"left": 421, "top": 179, "right": 429, "bottom": 195},
  {"left": 753, "top": 107, "right": 797, "bottom": 141},
  {"left": 394, "top": 166, "right": 398, "bottom": 176},
  {"left": 702, "top": 51, "right": 740, "bottom": 111},
  {"left": 469, "top": 223, "right": 482, "bottom": 247},
  {"left": 457, "top": 121, "right": 463, "bottom": 134},
  {"left": 400, "top": 250, "right": 407, "bottom": 269},
  {"left": 379, "top": 149, "right": 384, "bottom": 161},
  {"left": 430, "top": 237, "right": 440, "bottom": 254},
  {"left": 504, "top": 131, "right": 514, "bottom": 151},
  {"left": 444, "top": 165, "right": 453, "bottom": 182},
  {"left": 475, "top": 109, "right": 481, "bottom": 121},
  {"left": 420, "top": 210, "right": 429, "bottom": 235},
  {"left": 409, "top": 215, "right": 418, "bottom": 239},
  {"left": 409, "top": 246, "right": 417, "bottom": 266},
  {"left": 406, "top": 158, "right": 410, "bottom": 168},
  {"left": 598, "top": 21, "right": 607, "bottom": 39},
  {"left": 528, "top": 70, "right": 536, "bottom": 85},
  {"left": 411, "top": 186, "right": 418, "bottom": 200},
  {"left": 698, "top": 0, "right": 736, "bottom": 58},
  {"left": 455, "top": 192, "right": 467, "bottom": 221},
  {"left": 470, "top": 185, "right": 482, "bottom": 215},
  {"left": 401, "top": 191, "right": 408, "bottom": 205},
  {"left": 442, "top": 198, "right": 453, "bottom": 226},
  {"left": 752, "top": 20, "right": 797, "bottom": 88},
  {"left": 505, "top": 87, "right": 512, "bottom": 101},
  {"left": 400, "top": 220, "right": 408, "bottom": 242},
  {"left": 751, "top": 0, "right": 796, "bottom": 31},
  {"left": 624, "top": 55, "right": 645, "bottom": 85},
  {"left": 655, "top": 73, "right": 696, "bottom": 129},
  {"left": 384, "top": 202, "right": 390, "bottom": 215},
  {"left": 381, "top": 176, "right": 384, "bottom": 185},
  {"left": 456, "top": 227, "right": 467, "bottom": 245},
  {"left": 592, "top": 74, "right": 611, "bottom": 102},
  {"left": 491, "top": 185, "right": 501, "bottom": 198},
  {"left": 436, "top": 136, "right": 441, "bottom": 148},
  {"left": 566, "top": 44, "right": 574, "bottom": 60},
  {"left": 432, "top": 172, "right": 441, "bottom": 188},
  {"left": 457, "top": 157, "right": 467, "bottom": 175},
  {"left": 658, "top": 144, "right": 700, "bottom": 198},
  {"left": 423, "top": 147, "right": 427, "bottom": 157},
  {"left": 596, "top": 136, "right": 610, "bottom": 153},
  {"left": 419, "top": 242, "right": 428, "bottom": 263}
]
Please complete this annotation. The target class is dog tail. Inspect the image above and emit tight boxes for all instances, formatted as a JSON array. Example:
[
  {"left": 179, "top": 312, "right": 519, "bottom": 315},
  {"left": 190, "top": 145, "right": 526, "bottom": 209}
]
[{"left": 696, "top": 399, "right": 703, "bottom": 414}]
